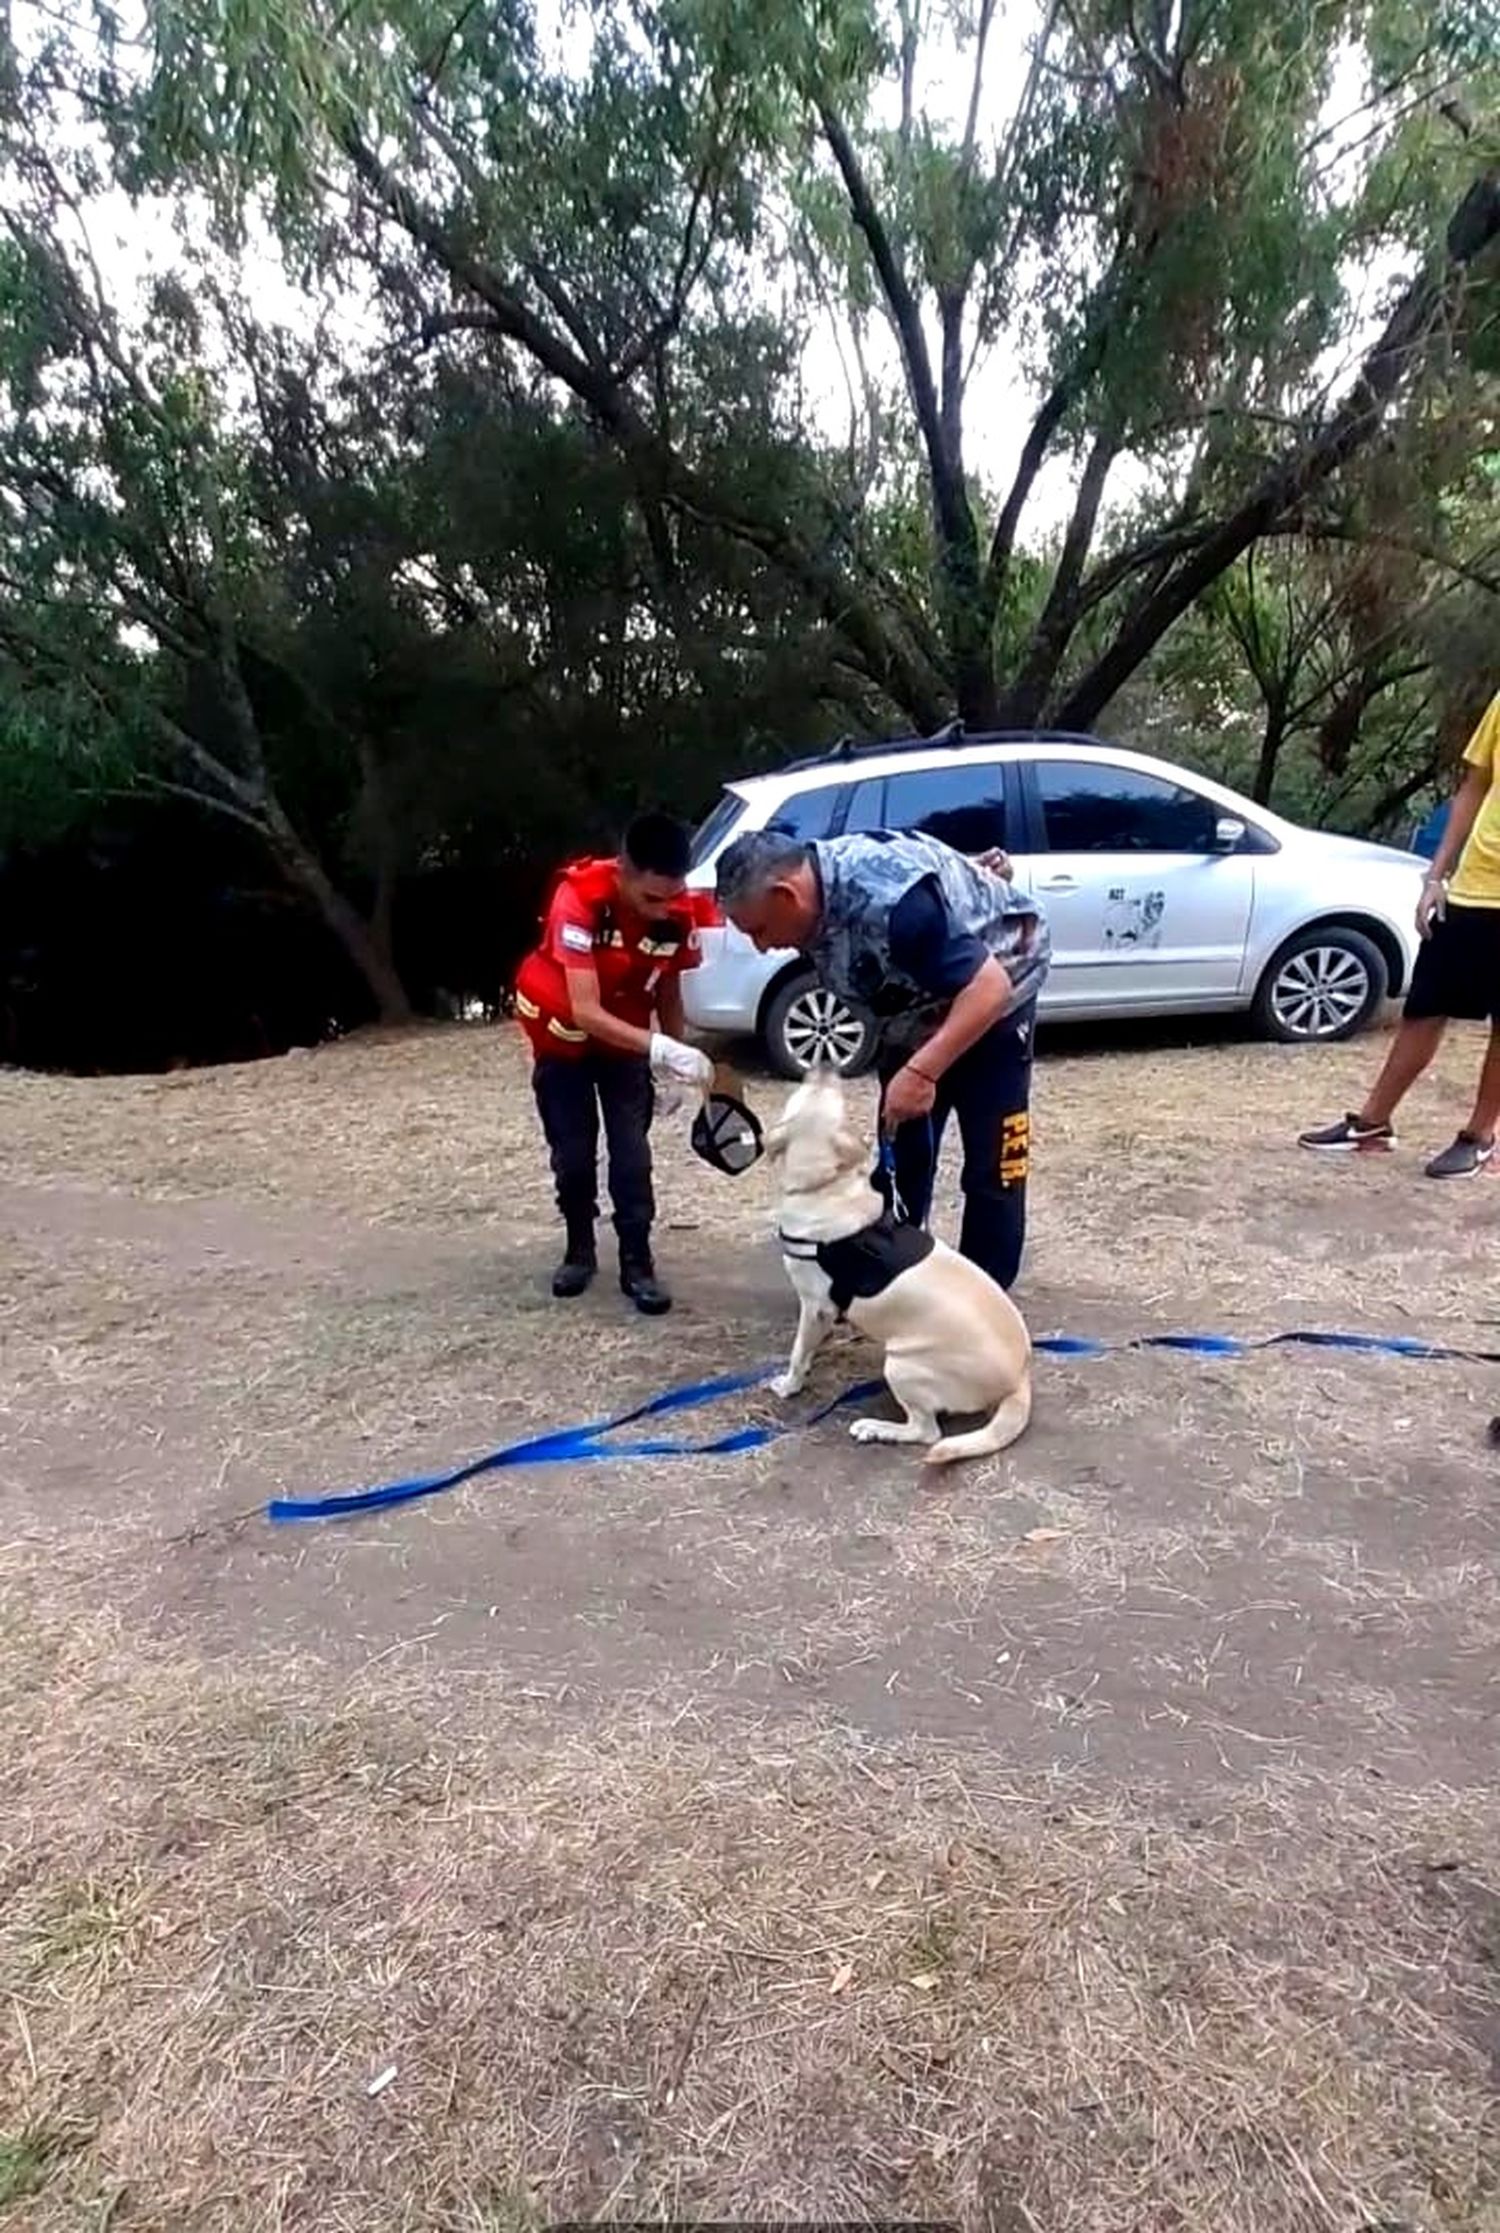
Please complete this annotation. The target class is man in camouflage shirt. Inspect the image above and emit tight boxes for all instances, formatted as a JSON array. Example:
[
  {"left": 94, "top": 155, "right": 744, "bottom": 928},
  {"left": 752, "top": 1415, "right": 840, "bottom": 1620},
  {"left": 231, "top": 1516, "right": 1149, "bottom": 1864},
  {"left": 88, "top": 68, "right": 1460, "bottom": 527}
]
[{"left": 716, "top": 827, "right": 1050, "bottom": 1291}]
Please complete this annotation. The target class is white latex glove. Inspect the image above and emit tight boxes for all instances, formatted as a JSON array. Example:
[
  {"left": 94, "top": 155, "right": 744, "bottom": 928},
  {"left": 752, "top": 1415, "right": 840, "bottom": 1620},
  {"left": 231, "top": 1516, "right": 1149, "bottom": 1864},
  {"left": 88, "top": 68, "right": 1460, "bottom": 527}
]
[{"left": 649, "top": 1033, "right": 714, "bottom": 1093}]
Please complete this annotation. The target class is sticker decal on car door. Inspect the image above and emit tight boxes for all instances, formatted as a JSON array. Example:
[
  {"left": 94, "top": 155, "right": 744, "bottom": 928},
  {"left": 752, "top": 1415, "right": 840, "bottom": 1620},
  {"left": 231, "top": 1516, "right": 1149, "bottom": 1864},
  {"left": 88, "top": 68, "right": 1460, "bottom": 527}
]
[{"left": 1102, "top": 888, "right": 1166, "bottom": 948}]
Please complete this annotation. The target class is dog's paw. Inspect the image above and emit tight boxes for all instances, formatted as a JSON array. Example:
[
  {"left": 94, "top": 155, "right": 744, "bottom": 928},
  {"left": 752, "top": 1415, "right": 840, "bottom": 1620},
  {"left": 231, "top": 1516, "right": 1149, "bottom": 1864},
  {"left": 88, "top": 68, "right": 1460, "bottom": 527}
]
[
  {"left": 768, "top": 1371, "right": 805, "bottom": 1402},
  {"left": 848, "top": 1416, "right": 884, "bottom": 1443}
]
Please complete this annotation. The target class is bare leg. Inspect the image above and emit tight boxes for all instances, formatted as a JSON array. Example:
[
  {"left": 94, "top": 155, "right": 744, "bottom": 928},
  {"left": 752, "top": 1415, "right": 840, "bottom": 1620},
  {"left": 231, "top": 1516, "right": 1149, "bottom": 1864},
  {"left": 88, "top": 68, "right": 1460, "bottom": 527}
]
[
  {"left": 770, "top": 1299, "right": 837, "bottom": 1400},
  {"left": 1360, "top": 1016, "right": 1447, "bottom": 1127},
  {"left": 1462, "top": 1024, "right": 1500, "bottom": 1143}
]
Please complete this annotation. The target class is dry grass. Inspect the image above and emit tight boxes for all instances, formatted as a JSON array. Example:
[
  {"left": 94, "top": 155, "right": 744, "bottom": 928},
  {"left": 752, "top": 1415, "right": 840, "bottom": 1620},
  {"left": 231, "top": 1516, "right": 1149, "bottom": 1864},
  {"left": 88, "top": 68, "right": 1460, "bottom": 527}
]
[
  {"left": 2, "top": 1020, "right": 1499, "bottom": 2229},
  {"left": 3, "top": 1014, "right": 1495, "bottom": 1321},
  {"left": 3, "top": 1594, "right": 1499, "bottom": 2233}
]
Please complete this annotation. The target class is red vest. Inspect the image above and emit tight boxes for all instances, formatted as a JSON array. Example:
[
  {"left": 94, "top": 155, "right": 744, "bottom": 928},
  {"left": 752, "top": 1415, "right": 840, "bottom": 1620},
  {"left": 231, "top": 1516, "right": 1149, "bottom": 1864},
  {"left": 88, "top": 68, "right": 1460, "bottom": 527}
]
[{"left": 514, "top": 856, "right": 698, "bottom": 1058}]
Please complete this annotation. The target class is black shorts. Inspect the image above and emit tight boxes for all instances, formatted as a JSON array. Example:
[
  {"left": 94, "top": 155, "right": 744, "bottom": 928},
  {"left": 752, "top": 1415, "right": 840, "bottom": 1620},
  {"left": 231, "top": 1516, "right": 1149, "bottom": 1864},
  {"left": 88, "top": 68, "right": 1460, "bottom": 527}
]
[{"left": 1403, "top": 902, "right": 1500, "bottom": 1022}]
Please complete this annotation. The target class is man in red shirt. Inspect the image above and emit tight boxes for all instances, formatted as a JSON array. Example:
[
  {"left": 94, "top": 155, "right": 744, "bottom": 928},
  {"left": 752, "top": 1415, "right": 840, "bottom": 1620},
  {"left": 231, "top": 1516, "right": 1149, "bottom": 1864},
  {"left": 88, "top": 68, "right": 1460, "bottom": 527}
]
[{"left": 515, "top": 811, "right": 711, "bottom": 1314}]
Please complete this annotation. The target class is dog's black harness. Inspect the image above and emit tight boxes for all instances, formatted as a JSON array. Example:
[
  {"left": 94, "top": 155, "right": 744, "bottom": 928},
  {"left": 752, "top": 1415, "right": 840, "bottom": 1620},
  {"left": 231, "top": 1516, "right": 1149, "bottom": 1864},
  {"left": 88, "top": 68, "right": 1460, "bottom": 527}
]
[{"left": 778, "top": 1210, "right": 936, "bottom": 1317}]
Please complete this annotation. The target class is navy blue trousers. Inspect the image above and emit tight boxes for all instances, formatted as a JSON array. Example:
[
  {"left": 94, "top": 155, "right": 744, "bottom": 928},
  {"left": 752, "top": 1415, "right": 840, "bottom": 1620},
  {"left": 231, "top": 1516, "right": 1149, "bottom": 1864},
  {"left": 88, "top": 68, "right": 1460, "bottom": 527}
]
[
  {"left": 533, "top": 1053, "right": 655, "bottom": 1246},
  {"left": 876, "top": 1003, "right": 1035, "bottom": 1291}
]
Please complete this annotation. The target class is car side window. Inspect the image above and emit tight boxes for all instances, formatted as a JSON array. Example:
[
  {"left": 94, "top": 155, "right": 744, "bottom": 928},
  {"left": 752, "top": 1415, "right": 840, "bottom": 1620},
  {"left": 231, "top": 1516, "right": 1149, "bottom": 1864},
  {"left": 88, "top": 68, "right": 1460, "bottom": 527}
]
[
  {"left": 841, "top": 776, "right": 889, "bottom": 833},
  {"left": 1035, "top": 761, "right": 1218, "bottom": 852},
  {"left": 882, "top": 762, "right": 1007, "bottom": 854},
  {"left": 764, "top": 783, "right": 846, "bottom": 842}
]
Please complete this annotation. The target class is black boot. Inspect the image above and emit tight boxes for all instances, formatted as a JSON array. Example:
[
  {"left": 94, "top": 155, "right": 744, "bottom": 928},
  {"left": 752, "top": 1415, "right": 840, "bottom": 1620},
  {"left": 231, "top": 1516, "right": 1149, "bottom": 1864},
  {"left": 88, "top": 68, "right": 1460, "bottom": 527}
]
[
  {"left": 619, "top": 1236, "right": 671, "bottom": 1317},
  {"left": 551, "top": 1219, "right": 597, "bottom": 1299}
]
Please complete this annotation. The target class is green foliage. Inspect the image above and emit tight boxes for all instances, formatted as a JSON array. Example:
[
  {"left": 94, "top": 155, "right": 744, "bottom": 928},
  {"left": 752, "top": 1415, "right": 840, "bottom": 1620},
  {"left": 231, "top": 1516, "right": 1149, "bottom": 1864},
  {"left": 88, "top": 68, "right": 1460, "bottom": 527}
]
[
  {"left": 0, "top": 672, "right": 143, "bottom": 847},
  {"left": 1, "top": 0, "right": 1497, "bottom": 1055}
]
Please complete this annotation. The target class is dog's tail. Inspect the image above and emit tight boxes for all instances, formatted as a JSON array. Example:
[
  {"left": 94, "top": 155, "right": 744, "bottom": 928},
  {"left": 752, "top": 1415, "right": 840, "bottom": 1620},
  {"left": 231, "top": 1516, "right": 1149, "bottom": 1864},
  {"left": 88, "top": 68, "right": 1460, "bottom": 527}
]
[{"left": 923, "top": 1371, "right": 1032, "bottom": 1468}]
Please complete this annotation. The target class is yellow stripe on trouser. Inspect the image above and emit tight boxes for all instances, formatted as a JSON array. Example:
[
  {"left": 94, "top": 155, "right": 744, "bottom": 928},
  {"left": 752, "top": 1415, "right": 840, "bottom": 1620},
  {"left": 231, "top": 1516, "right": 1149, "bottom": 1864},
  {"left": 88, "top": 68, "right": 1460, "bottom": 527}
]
[{"left": 1000, "top": 1111, "right": 1030, "bottom": 1187}]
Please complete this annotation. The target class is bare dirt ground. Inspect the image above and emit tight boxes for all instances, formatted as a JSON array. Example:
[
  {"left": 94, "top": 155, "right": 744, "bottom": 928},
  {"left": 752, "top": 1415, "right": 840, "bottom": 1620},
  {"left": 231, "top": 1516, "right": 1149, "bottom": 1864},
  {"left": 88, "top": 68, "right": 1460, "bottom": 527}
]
[{"left": 2, "top": 1020, "right": 1498, "bottom": 2232}]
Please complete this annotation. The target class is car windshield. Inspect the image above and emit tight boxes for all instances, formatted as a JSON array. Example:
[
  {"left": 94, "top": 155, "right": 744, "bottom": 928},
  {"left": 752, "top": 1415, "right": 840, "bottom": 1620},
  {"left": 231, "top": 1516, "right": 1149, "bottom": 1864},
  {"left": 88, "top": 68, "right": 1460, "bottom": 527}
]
[{"left": 689, "top": 789, "right": 746, "bottom": 867}]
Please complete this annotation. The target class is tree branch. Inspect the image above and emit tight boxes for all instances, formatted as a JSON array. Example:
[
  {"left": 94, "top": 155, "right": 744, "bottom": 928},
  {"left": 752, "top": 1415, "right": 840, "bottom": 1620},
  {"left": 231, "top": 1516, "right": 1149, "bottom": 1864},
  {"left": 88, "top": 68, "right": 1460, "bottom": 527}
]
[
  {"left": 420, "top": 0, "right": 485, "bottom": 88},
  {"left": 345, "top": 128, "right": 951, "bottom": 723},
  {"left": 962, "top": 0, "right": 998, "bottom": 156},
  {"left": 416, "top": 307, "right": 509, "bottom": 347},
  {"left": 611, "top": 158, "right": 721, "bottom": 385},
  {"left": 983, "top": 228, "right": 1130, "bottom": 598},
  {"left": 520, "top": 259, "right": 609, "bottom": 370},
  {"left": 938, "top": 292, "right": 966, "bottom": 482},
  {"left": 1069, "top": 515, "right": 1216, "bottom": 619},
  {"left": 1001, "top": 420, "right": 1121, "bottom": 720},
  {"left": 135, "top": 772, "right": 276, "bottom": 838},
  {"left": 1051, "top": 168, "right": 1500, "bottom": 728},
  {"left": 817, "top": 104, "right": 952, "bottom": 491},
  {"left": 819, "top": 99, "right": 988, "bottom": 715},
  {"left": 991, "top": 0, "right": 1062, "bottom": 230},
  {"left": 1300, "top": 521, "right": 1500, "bottom": 597},
  {"left": 897, "top": 0, "right": 920, "bottom": 145}
]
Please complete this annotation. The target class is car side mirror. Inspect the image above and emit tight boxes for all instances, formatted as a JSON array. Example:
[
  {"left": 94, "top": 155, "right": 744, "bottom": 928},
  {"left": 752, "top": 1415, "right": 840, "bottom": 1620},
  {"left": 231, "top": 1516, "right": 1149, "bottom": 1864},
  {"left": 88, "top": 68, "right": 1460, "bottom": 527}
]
[{"left": 1212, "top": 816, "right": 1246, "bottom": 853}]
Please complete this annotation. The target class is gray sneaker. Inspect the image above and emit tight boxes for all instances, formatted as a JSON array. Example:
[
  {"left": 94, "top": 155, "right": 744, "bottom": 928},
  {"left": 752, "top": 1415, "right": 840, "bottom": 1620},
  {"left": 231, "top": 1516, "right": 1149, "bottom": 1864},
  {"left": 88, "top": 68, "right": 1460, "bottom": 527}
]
[
  {"left": 1424, "top": 1132, "right": 1496, "bottom": 1180},
  {"left": 1299, "top": 1113, "right": 1396, "bottom": 1152}
]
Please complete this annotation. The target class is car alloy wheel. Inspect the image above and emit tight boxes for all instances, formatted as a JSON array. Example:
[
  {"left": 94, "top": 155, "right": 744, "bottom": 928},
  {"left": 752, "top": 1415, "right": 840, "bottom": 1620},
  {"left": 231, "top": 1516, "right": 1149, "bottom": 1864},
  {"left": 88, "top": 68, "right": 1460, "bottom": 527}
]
[
  {"left": 1268, "top": 943, "right": 1374, "bottom": 1039},
  {"left": 780, "top": 984, "right": 870, "bottom": 1072}
]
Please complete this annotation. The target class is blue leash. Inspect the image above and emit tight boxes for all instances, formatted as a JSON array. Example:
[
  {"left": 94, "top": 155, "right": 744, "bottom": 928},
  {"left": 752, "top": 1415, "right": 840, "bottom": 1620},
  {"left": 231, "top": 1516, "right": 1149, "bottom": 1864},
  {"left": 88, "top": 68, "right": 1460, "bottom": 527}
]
[
  {"left": 267, "top": 1326, "right": 1499, "bottom": 1524},
  {"left": 1036, "top": 1328, "right": 1499, "bottom": 1361},
  {"left": 267, "top": 1367, "right": 885, "bottom": 1523}
]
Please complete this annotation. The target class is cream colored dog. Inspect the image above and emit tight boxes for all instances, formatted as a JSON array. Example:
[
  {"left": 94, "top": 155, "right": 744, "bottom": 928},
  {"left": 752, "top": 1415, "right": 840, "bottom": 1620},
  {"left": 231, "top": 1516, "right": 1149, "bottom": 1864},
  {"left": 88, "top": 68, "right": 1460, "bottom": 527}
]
[{"left": 766, "top": 1068, "right": 1032, "bottom": 1466}]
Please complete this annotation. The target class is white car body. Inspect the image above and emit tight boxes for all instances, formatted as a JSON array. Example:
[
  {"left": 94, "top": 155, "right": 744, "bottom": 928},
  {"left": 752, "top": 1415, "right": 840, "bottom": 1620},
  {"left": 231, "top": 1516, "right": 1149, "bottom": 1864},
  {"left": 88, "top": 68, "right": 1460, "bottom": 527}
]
[{"left": 682, "top": 734, "right": 1426, "bottom": 1068}]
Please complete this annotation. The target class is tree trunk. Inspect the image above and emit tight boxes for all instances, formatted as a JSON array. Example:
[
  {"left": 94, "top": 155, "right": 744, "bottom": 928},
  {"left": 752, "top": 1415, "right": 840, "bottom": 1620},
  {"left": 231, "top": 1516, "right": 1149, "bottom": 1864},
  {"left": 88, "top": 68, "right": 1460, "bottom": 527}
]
[
  {"left": 263, "top": 797, "right": 413, "bottom": 1024},
  {"left": 310, "top": 870, "right": 413, "bottom": 1025},
  {"left": 326, "top": 885, "right": 412, "bottom": 1026},
  {"left": 1252, "top": 699, "right": 1289, "bottom": 806},
  {"left": 354, "top": 731, "right": 403, "bottom": 995},
  {"left": 1315, "top": 672, "right": 1373, "bottom": 777},
  {"left": 371, "top": 859, "right": 397, "bottom": 983},
  {"left": 951, "top": 603, "right": 999, "bottom": 729},
  {"left": 816, "top": 106, "right": 988, "bottom": 730}
]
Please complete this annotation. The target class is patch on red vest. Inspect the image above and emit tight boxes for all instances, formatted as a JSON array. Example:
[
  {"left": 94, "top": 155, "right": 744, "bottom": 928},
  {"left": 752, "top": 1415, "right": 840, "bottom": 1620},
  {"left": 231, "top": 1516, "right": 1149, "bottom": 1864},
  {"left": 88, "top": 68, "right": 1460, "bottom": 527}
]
[{"left": 514, "top": 856, "right": 698, "bottom": 1057}]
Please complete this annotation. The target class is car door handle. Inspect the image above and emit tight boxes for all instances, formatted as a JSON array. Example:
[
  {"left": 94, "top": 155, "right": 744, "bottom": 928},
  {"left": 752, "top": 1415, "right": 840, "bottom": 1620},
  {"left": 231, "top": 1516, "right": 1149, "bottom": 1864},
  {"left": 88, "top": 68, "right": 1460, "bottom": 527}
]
[{"left": 1036, "top": 874, "right": 1078, "bottom": 893}]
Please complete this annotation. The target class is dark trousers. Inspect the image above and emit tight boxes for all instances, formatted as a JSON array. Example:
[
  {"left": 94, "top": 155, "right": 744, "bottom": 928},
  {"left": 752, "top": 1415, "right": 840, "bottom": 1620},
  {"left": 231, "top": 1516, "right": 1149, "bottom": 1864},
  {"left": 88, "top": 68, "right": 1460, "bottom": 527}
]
[
  {"left": 877, "top": 1002, "right": 1035, "bottom": 1291},
  {"left": 533, "top": 1053, "right": 655, "bottom": 1247}
]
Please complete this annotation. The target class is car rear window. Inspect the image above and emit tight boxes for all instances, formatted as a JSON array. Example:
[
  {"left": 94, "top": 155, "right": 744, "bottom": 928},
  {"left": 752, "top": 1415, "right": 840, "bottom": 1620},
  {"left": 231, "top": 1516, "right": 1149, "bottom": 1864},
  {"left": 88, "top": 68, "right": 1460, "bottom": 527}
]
[
  {"left": 689, "top": 791, "right": 748, "bottom": 867},
  {"left": 763, "top": 782, "right": 847, "bottom": 842},
  {"left": 882, "top": 762, "right": 1008, "bottom": 852}
]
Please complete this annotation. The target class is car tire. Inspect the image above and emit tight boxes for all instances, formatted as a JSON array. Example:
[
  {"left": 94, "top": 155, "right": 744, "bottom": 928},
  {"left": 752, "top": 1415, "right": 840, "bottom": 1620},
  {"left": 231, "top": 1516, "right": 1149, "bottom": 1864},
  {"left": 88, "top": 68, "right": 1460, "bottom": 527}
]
[
  {"left": 762, "top": 971, "right": 876, "bottom": 1079},
  {"left": 1252, "top": 926, "right": 1388, "bottom": 1044}
]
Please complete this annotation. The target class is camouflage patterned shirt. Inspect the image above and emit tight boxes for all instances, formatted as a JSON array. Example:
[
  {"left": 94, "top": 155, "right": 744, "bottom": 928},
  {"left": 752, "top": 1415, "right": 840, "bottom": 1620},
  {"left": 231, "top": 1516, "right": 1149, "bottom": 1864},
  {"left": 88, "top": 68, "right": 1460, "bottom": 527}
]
[{"left": 804, "top": 831, "right": 1050, "bottom": 1056}]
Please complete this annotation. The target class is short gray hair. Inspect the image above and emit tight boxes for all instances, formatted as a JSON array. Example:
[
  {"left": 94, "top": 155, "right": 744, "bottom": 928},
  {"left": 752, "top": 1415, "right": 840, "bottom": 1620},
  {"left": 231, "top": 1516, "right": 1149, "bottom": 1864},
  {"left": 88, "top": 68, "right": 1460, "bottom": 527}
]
[{"left": 715, "top": 827, "right": 811, "bottom": 909}]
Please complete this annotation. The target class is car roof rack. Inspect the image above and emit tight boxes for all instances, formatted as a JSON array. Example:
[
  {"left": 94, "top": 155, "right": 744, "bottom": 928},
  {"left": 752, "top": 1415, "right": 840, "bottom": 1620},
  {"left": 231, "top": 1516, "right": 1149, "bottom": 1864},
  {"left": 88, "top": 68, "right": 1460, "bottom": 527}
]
[{"left": 782, "top": 722, "right": 1109, "bottom": 775}]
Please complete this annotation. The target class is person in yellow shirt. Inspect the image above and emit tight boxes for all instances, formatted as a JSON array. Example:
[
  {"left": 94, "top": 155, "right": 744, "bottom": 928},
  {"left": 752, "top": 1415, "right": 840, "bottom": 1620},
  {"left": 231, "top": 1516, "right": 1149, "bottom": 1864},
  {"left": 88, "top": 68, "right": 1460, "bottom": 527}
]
[{"left": 1300, "top": 690, "right": 1500, "bottom": 1178}]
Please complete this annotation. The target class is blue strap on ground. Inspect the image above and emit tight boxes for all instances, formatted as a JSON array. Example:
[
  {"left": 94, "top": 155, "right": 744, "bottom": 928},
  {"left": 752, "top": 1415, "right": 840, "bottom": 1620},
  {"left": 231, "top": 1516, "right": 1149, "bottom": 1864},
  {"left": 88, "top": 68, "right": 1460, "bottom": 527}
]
[
  {"left": 1037, "top": 1329, "right": 1500, "bottom": 1363},
  {"left": 267, "top": 1368, "right": 886, "bottom": 1523},
  {"left": 266, "top": 1325, "right": 1499, "bottom": 1525}
]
